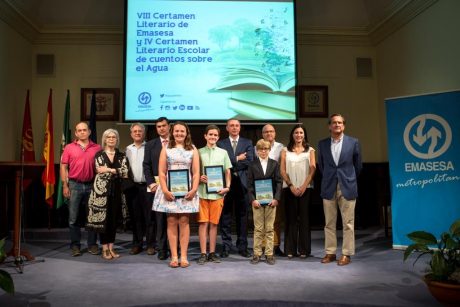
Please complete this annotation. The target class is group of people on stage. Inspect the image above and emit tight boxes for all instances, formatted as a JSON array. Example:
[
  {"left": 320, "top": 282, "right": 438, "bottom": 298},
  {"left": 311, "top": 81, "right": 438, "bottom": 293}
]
[{"left": 59, "top": 113, "right": 362, "bottom": 268}]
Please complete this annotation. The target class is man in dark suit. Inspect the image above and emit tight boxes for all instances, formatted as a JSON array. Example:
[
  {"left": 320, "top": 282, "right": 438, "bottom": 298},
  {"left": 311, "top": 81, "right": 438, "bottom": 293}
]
[
  {"left": 247, "top": 139, "right": 282, "bottom": 265},
  {"left": 317, "top": 114, "right": 362, "bottom": 266},
  {"left": 142, "top": 117, "right": 170, "bottom": 260},
  {"left": 217, "top": 118, "right": 254, "bottom": 258}
]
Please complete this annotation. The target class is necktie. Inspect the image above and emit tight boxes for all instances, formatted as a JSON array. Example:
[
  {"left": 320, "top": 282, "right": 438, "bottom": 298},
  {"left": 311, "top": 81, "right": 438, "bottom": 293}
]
[
  {"left": 162, "top": 139, "right": 168, "bottom": 147},
  {"left": 232, "top": 140, "right": 237, "bottom": 154}
]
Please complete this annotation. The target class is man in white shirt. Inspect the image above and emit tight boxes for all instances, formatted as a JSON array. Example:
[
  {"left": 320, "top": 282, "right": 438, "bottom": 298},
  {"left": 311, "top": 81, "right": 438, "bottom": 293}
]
[{"left": 125, "top": 123, "right": 156, "bottom": 255}]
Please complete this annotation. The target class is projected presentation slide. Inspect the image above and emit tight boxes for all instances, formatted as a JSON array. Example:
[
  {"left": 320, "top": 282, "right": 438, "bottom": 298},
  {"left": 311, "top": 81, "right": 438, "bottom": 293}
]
[{"left": 124, "top": 0, "right": 297, "bottom": 122}]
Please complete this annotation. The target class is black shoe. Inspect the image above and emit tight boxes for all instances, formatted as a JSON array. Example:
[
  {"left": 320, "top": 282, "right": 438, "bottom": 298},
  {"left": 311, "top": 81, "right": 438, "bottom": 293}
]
[
  {"left": 274, "top": 246, "right": 285, "bottom": 257},
  {"left": 220, "top": 248, "right": 229, "bottom": 258},
  {"left": 158, "top": 250, "right": 168, "bottom": 260},
  {"left": 197, "top": 253, "right": 207, "bottom": 265},
  {"left": 146, "top": 247, "right": 157, "bottom": 256},
  {"left": 208, "top": 252, "right": 221, "bottom": 263},
  {"left": 238, "top": 249, "right": 252, "bottom": 258},
  {"left": 250, "top": 255, "right": 260, "bottom": 264}
]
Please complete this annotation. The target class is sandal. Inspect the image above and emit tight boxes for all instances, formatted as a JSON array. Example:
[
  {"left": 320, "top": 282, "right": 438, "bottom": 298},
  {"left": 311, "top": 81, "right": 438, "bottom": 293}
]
[
  {"left": 169, "top": 257, "right": 179, "bottom": 268},
  {"left": 110, "top": 249, "right": 120, "bottom": 259},
  {"left": 102, "top": 249, "right": 113, "bottom": 260},
  {"left": 180, "top": 259, "right": 190, "bottom": 268}
]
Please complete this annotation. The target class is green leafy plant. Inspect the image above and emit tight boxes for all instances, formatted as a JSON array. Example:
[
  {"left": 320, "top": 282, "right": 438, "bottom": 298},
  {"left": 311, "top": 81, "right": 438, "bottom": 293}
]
[
  {"left": 404, "top": 219, "right": 460, "bottom": 284},
  {"left": 0, "top": 237, "right": 14, "bottom": 294}
]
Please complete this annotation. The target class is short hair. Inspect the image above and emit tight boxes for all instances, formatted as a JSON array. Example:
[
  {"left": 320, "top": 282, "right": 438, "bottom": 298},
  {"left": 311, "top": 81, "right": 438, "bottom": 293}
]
[
  {"left": 227, "top": 118, "right": 240, "bottom": 125},
  {"left": 101, "top": 128, "right": 120, "bottom": 147},
  {"left": 155, "top": 117, "right": 169, "bottom": 125},
  {"left": 255, "top": 139, "right": 270, "bottom": 150},
  {"left": 75, "top": 121, "right": 89, "bottom": 130},
  {"left": 329, "top": 113, "right": 346, "bottom": 125},
  {"left": 130, "top": 122, "right": 145, "bottom": 132},
  {"left": 262, "top": 124, "right": 275, "bottom": 133},
  {"left": 205, "top": 124, "right": 220, "bottom": 135}
]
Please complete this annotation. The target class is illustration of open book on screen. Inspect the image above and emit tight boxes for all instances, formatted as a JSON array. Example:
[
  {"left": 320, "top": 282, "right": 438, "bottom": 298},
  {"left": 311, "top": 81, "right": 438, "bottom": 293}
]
[
  {"left": 214, "top": 66, "right": 295, "bottom": 93},
  {"left": 213, "top": 66, "right": 296, "bottom": 120}
]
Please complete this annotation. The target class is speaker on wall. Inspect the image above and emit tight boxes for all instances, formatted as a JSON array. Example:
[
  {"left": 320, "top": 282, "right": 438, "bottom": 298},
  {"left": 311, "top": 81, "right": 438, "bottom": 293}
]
[
  {"left": 356, "top": 57, "right": 373, "bottom": 78},
  {"left": 36, "top": 54, "right": 55, "bottom": 76}
]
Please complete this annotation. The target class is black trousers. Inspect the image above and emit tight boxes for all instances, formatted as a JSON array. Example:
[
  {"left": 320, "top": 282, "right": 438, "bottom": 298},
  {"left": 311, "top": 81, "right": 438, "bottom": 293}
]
[
  {"left": 147, "top": 192, "right": 168, "bottom": 252},
  {"left": 220, "top": 175, "right": 248, "bottom": 251},
  {"left": 284, "top": 188, "right": 312, "bottom": 256},
  {"left": 125, "top": 183, "right": 155, "bottom": 248}
]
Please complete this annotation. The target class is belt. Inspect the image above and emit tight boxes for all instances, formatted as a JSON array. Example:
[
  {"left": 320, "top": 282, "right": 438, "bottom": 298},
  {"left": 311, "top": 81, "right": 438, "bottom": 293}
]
[{"left": 69, "top": 179, "right": 93, "bottom": 184}]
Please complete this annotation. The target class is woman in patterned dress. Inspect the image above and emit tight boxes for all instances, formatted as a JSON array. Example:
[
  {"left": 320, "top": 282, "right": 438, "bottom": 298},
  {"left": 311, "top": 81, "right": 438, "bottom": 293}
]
[
  {"left": 153, "top": 121, "right": 200, "bottom": 268},
  {"left": 87, "top": 129, "right": 129, "bottom": 260}
]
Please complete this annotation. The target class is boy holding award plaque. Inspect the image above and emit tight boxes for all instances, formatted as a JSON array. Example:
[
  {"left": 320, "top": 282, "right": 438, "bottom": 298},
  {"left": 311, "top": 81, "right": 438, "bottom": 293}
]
[
  {"left": 197, "top": 125, "right": 232, "bottom": 265},
  {"left": 247, "top": 139, "right": 282, "bottom": 265}
]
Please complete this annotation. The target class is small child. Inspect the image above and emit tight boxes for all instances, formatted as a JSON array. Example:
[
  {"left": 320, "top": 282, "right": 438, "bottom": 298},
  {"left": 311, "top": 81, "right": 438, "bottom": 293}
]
[{"left": 247, "top": 139, "right": 282, "bottom": 265}]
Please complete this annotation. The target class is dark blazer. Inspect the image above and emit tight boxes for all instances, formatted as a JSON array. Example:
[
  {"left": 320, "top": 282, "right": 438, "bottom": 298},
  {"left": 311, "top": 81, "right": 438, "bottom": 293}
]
[
  {"left": 317, "top": 134, "right": 362, "bottom": 200},
  {"left": 247, "top": 157, "right": 282, "bottom": 204},
  {"left": 143, "top": 137, "right": 163, "bottom": 186},
  {"left": 217, "top": 136, "right": 253, "bottom": 188}
]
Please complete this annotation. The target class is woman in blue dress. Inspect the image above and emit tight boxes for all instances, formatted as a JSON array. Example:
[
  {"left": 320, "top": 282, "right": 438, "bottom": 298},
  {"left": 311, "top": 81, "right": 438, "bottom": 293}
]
[{"left": 153, "top": 121, "right": 200, "bottom": 268}]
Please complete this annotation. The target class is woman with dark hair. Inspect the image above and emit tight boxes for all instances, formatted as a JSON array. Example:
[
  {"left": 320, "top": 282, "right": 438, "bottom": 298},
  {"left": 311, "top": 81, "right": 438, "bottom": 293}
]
[
  {"left": 280, "top": 124, "right": 316, "bottom": 258},
  {"left": 87, "top": 128, "right": 129, "bottom": 260},
  {"left": 153, "top": 121, "right": 200, "bottom": 268}
]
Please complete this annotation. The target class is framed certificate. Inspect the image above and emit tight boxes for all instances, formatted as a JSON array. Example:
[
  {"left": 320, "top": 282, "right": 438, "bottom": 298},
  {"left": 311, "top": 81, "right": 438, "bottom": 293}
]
[
  {"left": 168, "top": 169, "right": 190, "bottom": 198},
  {"left": 254, "top": 178, "right": 273, "bottom": 206},
  {"left": 204, "top": 165, "right": 225, "bottom": 194}
]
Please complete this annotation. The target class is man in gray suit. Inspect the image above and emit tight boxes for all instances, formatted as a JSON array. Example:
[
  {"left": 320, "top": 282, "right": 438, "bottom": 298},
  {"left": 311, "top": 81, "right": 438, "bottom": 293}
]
[{"left": 317, "top": 114, "right": 362, "bottom": 266}]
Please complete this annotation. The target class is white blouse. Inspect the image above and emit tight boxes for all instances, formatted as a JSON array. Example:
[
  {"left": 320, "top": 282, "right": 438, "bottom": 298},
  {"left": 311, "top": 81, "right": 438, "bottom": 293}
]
[{"left": 283, "top": 146, "right": 315, "bottom": 188}]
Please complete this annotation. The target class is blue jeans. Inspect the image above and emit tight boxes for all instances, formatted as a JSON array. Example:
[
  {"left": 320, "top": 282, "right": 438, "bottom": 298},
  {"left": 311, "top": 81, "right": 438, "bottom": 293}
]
[{"left": 68, "top": 180, "right": 97, "bottom": 249}]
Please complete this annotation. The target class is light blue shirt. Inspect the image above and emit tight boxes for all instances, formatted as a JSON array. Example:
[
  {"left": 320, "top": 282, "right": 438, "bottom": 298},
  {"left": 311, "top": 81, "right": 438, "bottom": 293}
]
[{"left": 331, "top": 135, "right": 343, "bottom": 166}]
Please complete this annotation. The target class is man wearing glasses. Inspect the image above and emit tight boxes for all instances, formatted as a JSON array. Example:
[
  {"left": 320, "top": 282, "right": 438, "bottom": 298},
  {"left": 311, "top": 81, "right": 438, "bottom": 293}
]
[{"left": 261, "top": 124, "right": 285, "bottom": 256}]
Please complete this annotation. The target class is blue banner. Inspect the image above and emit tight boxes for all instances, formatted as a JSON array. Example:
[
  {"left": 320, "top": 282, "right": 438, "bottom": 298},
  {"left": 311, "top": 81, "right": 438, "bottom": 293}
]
[{"left": 385, "top": 90, "right": 460, "bottom": 248}]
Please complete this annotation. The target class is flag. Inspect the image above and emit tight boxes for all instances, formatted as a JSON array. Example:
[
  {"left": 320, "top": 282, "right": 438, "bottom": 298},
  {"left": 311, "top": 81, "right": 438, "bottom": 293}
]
[
  {"left": 89, "top": 90, "right": 97, "bottom": 143},
  {"left": 42, "top": 89, "right": 55, "bottom": 208},
  {"left": 56, "top": 90, "right": 71, "bottom": 209},
  {"left": 21, "top": 90, "right": 35, "bottom": 162}
]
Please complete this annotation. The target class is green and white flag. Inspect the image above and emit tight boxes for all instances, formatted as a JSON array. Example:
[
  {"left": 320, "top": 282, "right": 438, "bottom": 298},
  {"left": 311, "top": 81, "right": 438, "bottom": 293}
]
[{"left": 56, "top": 90, "right": 71, "bottom": 209}]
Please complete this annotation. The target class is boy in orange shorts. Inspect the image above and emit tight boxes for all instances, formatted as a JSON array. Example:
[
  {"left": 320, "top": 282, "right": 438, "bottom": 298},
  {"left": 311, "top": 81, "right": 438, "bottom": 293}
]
[{"left": 197, "top": 125, "right": 232, "bottom": 264}]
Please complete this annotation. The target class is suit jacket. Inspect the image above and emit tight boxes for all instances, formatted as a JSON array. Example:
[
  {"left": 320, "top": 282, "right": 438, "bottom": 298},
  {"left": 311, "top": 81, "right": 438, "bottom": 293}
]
[
  {"left": 317, "top": 134, "right": 362, "bottom": 200},
  {"left": 247, "top": 158, "right": 282, "bottom": 203},
  {"left": 143, "top": 137, "right": 163, "bottom": 186},
  {"left": 217, "top": 136, "right": 253, "bottom": 188}
]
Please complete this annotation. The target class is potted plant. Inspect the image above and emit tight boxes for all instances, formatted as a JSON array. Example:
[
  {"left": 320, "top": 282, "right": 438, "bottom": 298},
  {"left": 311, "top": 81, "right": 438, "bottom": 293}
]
[
  {"left": 0, "top": 237, "right": 15, "bottom": 294},
  {"left": 404, "top": 219, "right": 460, "bottom": 305}
]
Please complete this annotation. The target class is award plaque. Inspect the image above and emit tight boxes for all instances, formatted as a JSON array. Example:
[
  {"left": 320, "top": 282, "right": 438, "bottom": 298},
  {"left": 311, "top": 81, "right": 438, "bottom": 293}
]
[
  {"left": 254, "top": 178, "right": 273, "bottom": 205},
  {"left": 204, "top": 165, "right": 225, "bottom": 194},
  {"left": 168, "top": 169, "right": 190, "bottom": 198}
]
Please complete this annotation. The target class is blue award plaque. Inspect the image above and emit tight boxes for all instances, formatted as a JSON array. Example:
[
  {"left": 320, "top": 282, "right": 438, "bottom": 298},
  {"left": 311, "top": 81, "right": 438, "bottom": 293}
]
[
  {"left": 168, "top": 169, "right": 190, "bottom": 198},
  {"left": 204, "top": 165, "right": 225, "bottom": 194},
  {"left": 254, "top": 178, "right": 273, "bottom": 205}
]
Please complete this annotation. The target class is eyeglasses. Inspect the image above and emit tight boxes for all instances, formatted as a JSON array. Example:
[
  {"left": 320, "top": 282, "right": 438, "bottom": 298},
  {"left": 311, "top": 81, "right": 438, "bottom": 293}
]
[{"left": 258, "top": 147, "right": 270, "bottom": 151}]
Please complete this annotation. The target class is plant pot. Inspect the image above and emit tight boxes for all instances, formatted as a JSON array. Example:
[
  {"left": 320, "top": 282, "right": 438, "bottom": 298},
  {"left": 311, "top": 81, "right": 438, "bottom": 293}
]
[{"left": 424, "top": 276, "right": 460, "bottom": 306}]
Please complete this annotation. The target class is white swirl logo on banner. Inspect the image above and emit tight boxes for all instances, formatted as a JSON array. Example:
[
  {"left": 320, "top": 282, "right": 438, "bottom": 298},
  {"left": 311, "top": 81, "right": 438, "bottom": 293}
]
[{"left": 403, "top": 114, "right": 452, "bottom": 159}]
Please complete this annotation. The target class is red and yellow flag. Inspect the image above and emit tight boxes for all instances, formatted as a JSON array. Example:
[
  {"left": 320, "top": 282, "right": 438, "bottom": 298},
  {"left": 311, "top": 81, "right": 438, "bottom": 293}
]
[
  {"left": 42, "top": 89, "right": 55, "bottom": 207},
  {"left": 22, "top": 90, "right": 35, "bottom": 162}
]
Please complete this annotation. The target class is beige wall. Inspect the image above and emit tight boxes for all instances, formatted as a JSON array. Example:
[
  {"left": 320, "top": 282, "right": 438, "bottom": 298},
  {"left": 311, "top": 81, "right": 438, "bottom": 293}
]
[
  {"left": 275, "top": 45, "right": 379, "bottom": 161},
  {"left": 376, "top": 0, "right": 460, "bottom": 160},
  {"left": 0, "top": 19, "right": 32, "bottom": 161}
]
